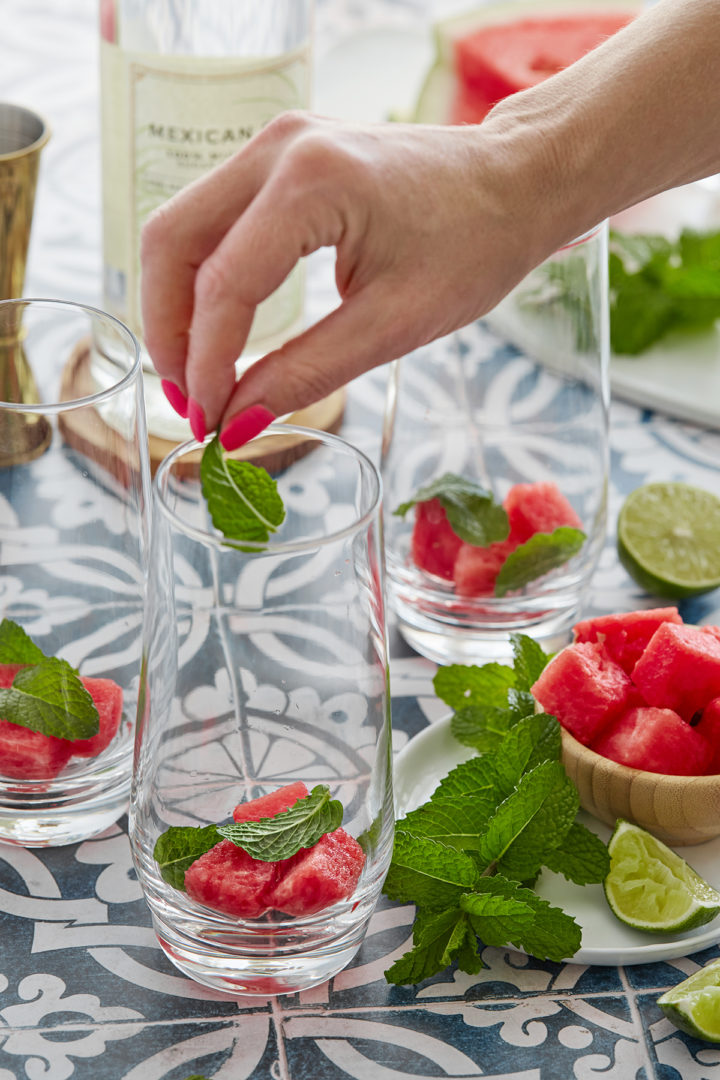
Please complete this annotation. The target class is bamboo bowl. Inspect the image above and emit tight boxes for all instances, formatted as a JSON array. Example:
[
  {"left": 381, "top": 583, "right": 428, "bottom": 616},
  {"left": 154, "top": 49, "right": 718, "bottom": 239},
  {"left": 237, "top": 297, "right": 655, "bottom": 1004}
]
[{"left": 561, "top": 727, "right": 720, "bottom": 847}]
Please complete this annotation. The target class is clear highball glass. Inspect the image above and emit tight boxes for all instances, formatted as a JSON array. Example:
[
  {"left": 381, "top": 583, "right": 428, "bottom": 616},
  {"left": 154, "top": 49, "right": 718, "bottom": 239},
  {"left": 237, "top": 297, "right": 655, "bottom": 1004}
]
[{"left": 129, "top": 425, "right": 393, "bottom": 996}]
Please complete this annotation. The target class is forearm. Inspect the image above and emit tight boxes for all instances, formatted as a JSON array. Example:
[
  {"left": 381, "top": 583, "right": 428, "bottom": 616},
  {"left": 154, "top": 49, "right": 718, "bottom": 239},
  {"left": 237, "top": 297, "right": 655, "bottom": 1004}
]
[{"left": 483, "top": 0, "right": 720, "bottom": 251}]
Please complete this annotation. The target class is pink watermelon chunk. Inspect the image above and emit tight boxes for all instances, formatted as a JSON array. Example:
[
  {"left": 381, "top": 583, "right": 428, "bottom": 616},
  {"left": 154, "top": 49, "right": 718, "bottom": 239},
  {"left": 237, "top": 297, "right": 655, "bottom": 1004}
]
[
  {"left": 71, "top": 677, "right": 124, "bottom": 757},
  {"left": 573, "top": 607, "right": 683, "bottom": 675},
  {"left": 267, "top": 828, "right": 366, "bottom": 917},
  {"left": 632, "top": 623, "right": 720, "bottom": 721},
  {"left": 592, "top": 706, "right": 713, "bottom": 776},
  {"left": 453, "top": 537, "right": 517, "bottom": 597},
  {"left": 503, "top": 482, "right": 583, "bottom": 544},
  {"left": 531, "top": 641, "right": 634, "bottom": 745},
  {"left": 0, "top": 663, "right": 73, "bottom": 779},
  {"left": 695, "top": 697, "right": 720, "bottom": 774},
  {"left": 411, "top": 498, "right": 463, "bottom": 580},
  {"left": 233, "top": 781, "right": 309, "bottom": 822},
  {"left": 185, "top": 839, "right": 278, "bottom": 918}
]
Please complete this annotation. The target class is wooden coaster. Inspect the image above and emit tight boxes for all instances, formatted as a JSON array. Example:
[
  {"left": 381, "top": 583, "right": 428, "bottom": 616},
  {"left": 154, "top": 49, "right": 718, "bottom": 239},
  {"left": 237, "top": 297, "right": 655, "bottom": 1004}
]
[{"left": 59, "top": 339, "right": 347, "bottom": 481}]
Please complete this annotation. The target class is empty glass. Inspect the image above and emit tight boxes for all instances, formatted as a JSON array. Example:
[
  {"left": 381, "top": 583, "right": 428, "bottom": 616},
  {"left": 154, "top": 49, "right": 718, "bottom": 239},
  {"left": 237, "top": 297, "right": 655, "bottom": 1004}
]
[
  {"left": 129, "top": 425, "right": 393, "bottom": 995},
  {"left": 381, "top": 224, "right": 610, "bottom": 664}
]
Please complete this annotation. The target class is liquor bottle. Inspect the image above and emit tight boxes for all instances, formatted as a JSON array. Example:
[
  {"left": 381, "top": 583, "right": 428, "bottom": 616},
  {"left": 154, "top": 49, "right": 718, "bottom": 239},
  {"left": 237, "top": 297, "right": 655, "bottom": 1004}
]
[{"left": 98, "top": 0, "right": 313, "bottom": 438}]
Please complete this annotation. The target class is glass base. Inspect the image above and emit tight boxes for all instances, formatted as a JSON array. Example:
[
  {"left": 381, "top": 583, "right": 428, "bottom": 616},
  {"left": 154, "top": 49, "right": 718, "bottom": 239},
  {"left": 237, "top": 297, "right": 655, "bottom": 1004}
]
[{"left": 0, "top": 777, "right": 130, "bottom": 847}]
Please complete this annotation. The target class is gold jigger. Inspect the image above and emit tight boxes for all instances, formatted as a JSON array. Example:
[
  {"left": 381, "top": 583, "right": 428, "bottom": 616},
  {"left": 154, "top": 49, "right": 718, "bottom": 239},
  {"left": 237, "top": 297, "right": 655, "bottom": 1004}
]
[{"left": 0, "top": 103, "right": 52, "bottom": 466}]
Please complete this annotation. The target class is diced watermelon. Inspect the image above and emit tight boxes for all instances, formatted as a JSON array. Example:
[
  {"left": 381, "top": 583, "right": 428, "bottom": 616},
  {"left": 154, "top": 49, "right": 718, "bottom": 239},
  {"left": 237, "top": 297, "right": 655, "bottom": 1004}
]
[
  {"left": 573, "top": 607, "right": 683, "bottom": 674},
  {"left": 531, "top": 641, "right": 633, "bottom": 745},
  {"left": 0, "top": 663, "right": 73, "bottom": 779},
  {"left": 233, "top": 781, "right": 309, "bottom": 822},
  {"left": 632, "top": 623, "right": 720, "bottom": 721},
  {"left": 503, "top": 481, "right": 583, "bottom": 544},
  {"left": 695, "top": 697, "right": 720, "bottom": 774},
  {"left": 267, "top": 828, "right": 366, "bottom": 917},
  {"left": 411, "top": 498, "right": 462, "bottom": 580},
  {"left": 452, "top": 537, "right": 517, "bottom": 597},
  {"left": 592, "top": 706, "right": 713, "bottom": 776},
  {"left": 0, "top": 664, "right": 23, "bottom": 684},
  {"left": 71, "top": 677, "right": 124, "bottom": 757},
  {"left": 185, "top": 839, "right": 278, "bottom": 919}
]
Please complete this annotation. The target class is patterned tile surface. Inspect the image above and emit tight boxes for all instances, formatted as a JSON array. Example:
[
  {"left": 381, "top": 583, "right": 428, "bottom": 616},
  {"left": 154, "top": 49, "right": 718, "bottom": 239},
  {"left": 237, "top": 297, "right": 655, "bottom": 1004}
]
[{"left": 2, "top": 2, "right": 720, "bottom": 1078}]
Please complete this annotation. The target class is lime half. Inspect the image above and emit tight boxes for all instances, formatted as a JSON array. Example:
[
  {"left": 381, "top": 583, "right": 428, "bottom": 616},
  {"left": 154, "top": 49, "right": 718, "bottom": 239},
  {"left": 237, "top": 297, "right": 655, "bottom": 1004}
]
[
  {"left": 617, "top": 482, "right": 720, "bottom": 598},
  {"left": 658, "top": 959, "right": 720, "bottom": 1042},
  {"left": 604, "top": 820, "right": 720, "bottom": 934}
]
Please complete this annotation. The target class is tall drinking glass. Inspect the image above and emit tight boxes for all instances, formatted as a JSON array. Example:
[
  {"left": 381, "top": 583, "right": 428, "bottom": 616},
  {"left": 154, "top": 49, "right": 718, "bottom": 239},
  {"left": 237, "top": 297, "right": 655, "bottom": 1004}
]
[
  {"left": 381, "top": 224, "right": 610, "bottom": 664},
  {"left": 0, "top": 298, "right": 150, "bottom": 845},
  {"left": 129, "top": 425, "right": 392, "bottom": 995}
]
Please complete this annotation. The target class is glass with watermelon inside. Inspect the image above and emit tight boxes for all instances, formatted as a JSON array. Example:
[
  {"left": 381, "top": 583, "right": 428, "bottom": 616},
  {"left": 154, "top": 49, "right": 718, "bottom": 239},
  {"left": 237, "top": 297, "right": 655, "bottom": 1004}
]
[
  {"left": 0, "top": 299, "right": 150, "bottom": 845},
  {"left": 381, "top": 223, "right": 609, "bottom": 663},
  {"left": 129, "top": 427, "right": 393, "bottom": 995}
]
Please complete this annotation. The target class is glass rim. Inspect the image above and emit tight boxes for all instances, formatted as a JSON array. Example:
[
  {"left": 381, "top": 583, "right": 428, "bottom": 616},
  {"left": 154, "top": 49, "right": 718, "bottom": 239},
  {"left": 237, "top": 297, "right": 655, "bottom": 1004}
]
[
  {"left": 0, "top": 297, "right": 142, "bottom": 413},
  {"left": 154, "top": 422, "right": 384, "bottom": 554},
  {"left": 559, "top": 221, "right": 606, "bottom": 252},
  {"left": 0, "top": 102, "right": 50, "bottom": 160}
]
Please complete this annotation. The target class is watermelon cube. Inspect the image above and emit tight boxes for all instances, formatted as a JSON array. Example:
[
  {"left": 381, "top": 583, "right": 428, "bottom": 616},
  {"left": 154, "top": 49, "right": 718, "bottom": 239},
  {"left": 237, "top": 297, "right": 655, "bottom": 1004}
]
[
  {"left": 70, "top": 677, "right": 124, "bottom": 757},
  {"left": 573, "top": 607, "right": 683, "bottom": 674},
  {"left": 185, "top": 839, "right": 277, "bottom": 919},
  {"left": 0, "top": 663, "right": 74, "bottom": 780},
  {"left": 503, "top": 481, "right": 583, "bottom": 544},
  {"left": 267, "top": 828, "right": 366, "bottom": 917},
  {"left": 592, "top": 706, "right": 713, "bottom": 776},
  {"left": 411, "top": 498, "right": 462, "bottom": 580},
  {"left": 531, "top": 642, "right": 634, "bottom": 745},
  {"left": 632, "top": 623, "right": 720, "bottom": 721},
  {"left": 453, "top": 538, "right": 517, "bottom": 597},
  {"left": 233, "top": 781, "right": 309, "bottom": 822},
  {"left": 695, "top": 697, "right": 720, "bottom": 774}
]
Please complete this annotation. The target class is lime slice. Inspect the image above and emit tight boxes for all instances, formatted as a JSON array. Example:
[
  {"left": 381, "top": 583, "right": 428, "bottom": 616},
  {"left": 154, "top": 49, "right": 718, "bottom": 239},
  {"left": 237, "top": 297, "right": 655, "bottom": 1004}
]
[
  {"left": 617, "top": 482, "right": 720, "bottom": 598},
  {"left": 657, "top": 959, "right": 720, "bottom": 1042},
  {"left": 604, "top": 820, "right": 720, "bottom": 933}
]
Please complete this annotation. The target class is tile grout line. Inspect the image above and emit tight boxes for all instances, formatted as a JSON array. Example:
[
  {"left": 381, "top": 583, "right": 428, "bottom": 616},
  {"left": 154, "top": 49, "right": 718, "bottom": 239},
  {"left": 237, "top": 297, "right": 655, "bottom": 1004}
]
[
  {"left": 271, "top": 998, "right": 292, "bottom": 1080},
  {"left": 618, "top": 966, "right": 658, "bottom": 1077}
]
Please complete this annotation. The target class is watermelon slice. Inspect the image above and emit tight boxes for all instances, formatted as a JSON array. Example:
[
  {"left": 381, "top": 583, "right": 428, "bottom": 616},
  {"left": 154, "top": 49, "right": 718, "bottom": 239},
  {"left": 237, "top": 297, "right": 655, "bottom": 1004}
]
[
  {"left": 233, "top": 781, "right": 309, "bottom": 822},
  {"left": 70, "top": 677, "right": 124, "bottom": 757},
  {"left": 185, "top": 839, "right": 278, "bottom": 919},
  {"left": 267, "top": 828, "right": 366, "bottom": 917},
  {"left": 411, "top": 498, "right": 463, "bottom": 580},
  {"left": 453, "top": 537, "right": 517, "bottom": 596},
  {"left": 503, "top": 482, "right": 583, "bottom": 544},
  {"left": 531, "top": 641, "right": 633, "bottom": 745},
  {"left": 632, "top": 622, "right": 720, "bottom": 721},
  {"left": 592, "top": 706, "right": 713, "bottom": 776},
  {"left": 573, "top": 606, "right": 683, "bottom": 674}
]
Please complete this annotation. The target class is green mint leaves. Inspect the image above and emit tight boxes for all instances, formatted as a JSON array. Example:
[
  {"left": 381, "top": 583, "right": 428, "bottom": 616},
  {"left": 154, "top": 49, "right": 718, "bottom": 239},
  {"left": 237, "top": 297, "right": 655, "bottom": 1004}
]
[
  {"left": 217, "top": 785, "right": 343, "bottom": 861},
  {"left": 0, "top": 619, "right": 99, "bottom": 740},
  {"left": 394, "top": 473, "right": 509, "bottom": 547},
  {"left": 200, "top": 435, "right": 285, "bottom": 548},
  {"left": 383, "top": 634, "right": 610, "bottom": 985},
  {"left": 395, "top": 473, "right": 585, "bottom": 593},
  {"left": 154, "top": 785, "right": 344, "bottom": 890},
  {"left": 609, "top": 228, "right": 720, "bottom": 355}
]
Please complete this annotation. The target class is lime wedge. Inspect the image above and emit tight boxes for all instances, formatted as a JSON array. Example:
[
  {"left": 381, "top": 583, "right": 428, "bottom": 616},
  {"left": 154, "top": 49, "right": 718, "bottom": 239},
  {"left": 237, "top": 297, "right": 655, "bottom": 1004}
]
[
  {"left": 658, "top": 959, "right": 720, "bottom": 1042},
  {"left": 604, "top": 820, "right": 720, "bottom": 933},
  {"left": 617, "top": 482, "right": 720, "bottom": 598}
]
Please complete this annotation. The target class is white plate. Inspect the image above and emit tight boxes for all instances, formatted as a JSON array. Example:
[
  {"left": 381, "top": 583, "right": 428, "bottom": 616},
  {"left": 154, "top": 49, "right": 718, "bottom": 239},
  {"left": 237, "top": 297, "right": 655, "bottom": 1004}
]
[{"left": 393, "top": 715, "right": 720, "bottom": 966}]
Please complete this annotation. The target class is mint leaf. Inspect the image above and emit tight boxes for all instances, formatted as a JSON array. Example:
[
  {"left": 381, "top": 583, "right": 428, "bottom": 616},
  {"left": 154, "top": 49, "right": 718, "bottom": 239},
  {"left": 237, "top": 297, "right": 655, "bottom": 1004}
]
[
  {"left": 477, "top": 760, "right": 579, "bottom": 882},
  {"left": 433, "top": 661, "right": 514, "bottom": 711},
  {"left": 450, "top": 703, "right": 515, "bottom": 753},
  {"left": 458, "top": 877, "right": 537, "bottom": 947},
  {"left": 393, "top": 472, "right": 509, "bottom": 546},
  {"left": 494, "top": 527, "right": 585, "bottom": 597},
  {"left": 200, "top": 435, "right": 285, "bottom": 548},
  {"left": 462, "top": 876, "right": 582, "bottom": 962},
  {"left": 490, "top": 713, "right": 562, "bottom": 802},
  {"left": 217, "top": 785, "right": 342, "bottom": 862},
  {"left": 0, "top": 619, "right": 46, "bottom": 664},
  {"left": 398, "top": 794, "right": 496, "bottom": 851},
  {"left": 384, "top": 908, "right": 481, "bottom": 985},
  {"left": 431, "top": 754, "right": 501, "bottom": 803},
  {"left": 0, "top": 659, "right": 99, "bottom": 740},
  {"left": 510, "top": 632, "right": 550, "bottom": 691},
  {"left": 153, "top": 824, "right": 222, "bottom": 890},
  {"left": 383, "top": 831, "right": 479, "bottom": 910},
  {"left": 541, "top": 821, "right": 611, "bottom": 885}
]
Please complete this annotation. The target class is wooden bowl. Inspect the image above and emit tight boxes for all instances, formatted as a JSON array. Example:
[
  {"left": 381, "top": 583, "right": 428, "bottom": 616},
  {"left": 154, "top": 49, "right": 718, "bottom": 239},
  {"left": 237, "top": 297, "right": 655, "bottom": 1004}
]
[{"left": 561, "top": 727, "right": 720, "bottom": 847}]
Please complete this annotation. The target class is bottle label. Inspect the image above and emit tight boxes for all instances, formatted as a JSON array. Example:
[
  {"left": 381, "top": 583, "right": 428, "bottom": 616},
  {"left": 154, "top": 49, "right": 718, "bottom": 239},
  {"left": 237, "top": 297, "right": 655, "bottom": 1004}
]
[{"left": 100, "top": 42, "right": 310, "bottom": 350}]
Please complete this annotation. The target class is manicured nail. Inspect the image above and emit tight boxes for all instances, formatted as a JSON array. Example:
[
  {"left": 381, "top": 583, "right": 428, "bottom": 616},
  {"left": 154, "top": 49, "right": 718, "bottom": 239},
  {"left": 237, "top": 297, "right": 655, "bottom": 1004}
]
[
  {"left": 161, "top": 379, "right": 188, "bottom": 419},
  {"left": 188, "top": 398, "right": 206, "bottom": 443},
  {"left": 220, "top": 405, "right": 276, "bottom": 451}
]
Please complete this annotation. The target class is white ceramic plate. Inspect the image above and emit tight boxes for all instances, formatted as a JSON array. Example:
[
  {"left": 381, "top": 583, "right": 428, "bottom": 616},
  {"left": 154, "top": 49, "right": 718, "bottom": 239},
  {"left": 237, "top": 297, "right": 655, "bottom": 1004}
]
[{"left": 393, "top": 715, "right": 720, "bottom": 966}]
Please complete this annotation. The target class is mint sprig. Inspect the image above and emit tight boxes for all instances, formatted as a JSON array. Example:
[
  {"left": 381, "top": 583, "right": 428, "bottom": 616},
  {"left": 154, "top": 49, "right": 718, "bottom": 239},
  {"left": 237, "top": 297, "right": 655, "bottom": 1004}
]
[
  {"left": 0, "top": 619, "right": 99, "bottom": 740},
  {"left": 394, "top": 473, "right": 509, "bottom": 546},
  {"left": 383, "top": 634, "right": 610, "bottom": 985},
  {"left": 200, "top": 435, "right": 285, "bottom": 548},
  {"left": 494, "top": 527, "right": 586, "bottom": 597}
]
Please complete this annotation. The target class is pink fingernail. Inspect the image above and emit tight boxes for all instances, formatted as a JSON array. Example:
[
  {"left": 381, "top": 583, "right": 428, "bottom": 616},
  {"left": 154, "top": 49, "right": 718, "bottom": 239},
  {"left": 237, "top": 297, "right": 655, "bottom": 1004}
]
[
  {"left": 188, "top": 398, "right": 207, "bottom": 443},
  {"left": 161, "top": 379, "right": 188, "bottom": 419},
  {"left": 220, "top": 405, "right": 276, "bottom": 451}
]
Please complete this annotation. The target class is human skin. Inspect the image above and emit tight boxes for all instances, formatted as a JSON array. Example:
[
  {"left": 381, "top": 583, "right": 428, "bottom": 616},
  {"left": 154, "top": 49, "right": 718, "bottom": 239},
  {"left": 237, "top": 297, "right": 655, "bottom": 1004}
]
[{"left": 140, "top": 0, "right": 720, "bottom": 449}]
